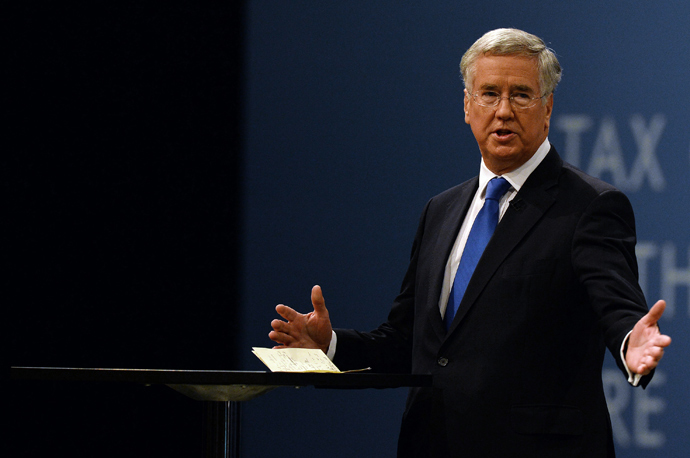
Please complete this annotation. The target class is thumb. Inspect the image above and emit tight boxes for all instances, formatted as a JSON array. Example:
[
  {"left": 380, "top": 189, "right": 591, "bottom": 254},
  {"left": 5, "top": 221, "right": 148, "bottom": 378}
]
[
  {"left": 641, "top": 300, "right": 666, "bottom": 327},
  {"left": 311, "top": 285, "right": 328, "bottom": 316}
]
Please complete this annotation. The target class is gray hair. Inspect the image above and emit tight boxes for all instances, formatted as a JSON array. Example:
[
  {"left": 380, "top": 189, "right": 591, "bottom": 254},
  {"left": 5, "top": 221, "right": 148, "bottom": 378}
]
[{"left": 460, "top": 28, "right": 562, "bottom": 96}]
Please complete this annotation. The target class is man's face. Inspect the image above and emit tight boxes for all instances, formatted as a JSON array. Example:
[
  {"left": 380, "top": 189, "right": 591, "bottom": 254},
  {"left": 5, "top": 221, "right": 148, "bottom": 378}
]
[{"left": 464, "top": 54, "right": 553, "bottom": 175}]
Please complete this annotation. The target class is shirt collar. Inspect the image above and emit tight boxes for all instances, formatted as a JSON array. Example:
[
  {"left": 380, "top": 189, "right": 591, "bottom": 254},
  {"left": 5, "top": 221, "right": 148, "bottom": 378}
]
[{"left": 478, "top": 137, "right": 551, "bottom": 196}]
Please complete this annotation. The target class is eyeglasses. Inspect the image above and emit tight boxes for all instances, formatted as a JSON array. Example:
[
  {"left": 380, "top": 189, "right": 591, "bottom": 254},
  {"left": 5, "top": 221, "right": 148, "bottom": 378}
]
[{"left": 470, "top": 90, "right": 549, "bottom": 110}]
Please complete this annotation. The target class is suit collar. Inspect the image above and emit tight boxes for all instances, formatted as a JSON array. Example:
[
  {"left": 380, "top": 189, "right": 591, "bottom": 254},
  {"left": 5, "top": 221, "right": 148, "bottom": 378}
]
[{"left": 479, "top": 137, "right": 552, "bottom": 194}]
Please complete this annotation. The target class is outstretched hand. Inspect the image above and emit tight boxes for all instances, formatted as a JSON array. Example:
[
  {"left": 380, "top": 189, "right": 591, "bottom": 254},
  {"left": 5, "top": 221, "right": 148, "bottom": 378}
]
[
  {"left": 269, "top": 285, "right": 333, "bottom": 354},
  {"left": 625, "top": 300, "right": 672, "bottom": 376}
]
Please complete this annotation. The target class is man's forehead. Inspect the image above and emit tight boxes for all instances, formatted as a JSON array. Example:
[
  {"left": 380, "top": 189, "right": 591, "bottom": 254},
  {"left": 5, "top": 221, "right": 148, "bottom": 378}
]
[{"left": 473, "top": 55, "right": 540, "bottom": 87}]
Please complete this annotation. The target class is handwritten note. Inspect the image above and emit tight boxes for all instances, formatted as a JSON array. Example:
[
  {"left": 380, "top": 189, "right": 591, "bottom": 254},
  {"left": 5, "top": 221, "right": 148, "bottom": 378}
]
[{"left": 252, "top": 347, "right": 342, "bottom": 373}]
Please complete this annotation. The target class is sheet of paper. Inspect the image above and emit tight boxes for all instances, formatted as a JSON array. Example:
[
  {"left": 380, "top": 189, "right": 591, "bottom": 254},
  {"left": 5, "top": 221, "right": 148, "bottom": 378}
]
[{"left": 252, "top": 347, "right": 342, "bottom": 373}]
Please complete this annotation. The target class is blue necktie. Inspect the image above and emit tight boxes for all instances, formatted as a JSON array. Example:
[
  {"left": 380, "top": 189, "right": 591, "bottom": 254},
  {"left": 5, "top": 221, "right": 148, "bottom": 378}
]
[{"left": 444, "top": 177, "right": 512, "bottom": 330}]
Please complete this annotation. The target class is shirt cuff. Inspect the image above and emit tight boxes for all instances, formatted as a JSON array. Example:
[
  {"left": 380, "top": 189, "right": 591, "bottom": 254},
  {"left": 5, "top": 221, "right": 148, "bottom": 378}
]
[
  {"left": 620, "top": 330, "right": 642, "bottom": 387},
  {"left": 326, "top": 330, "right": 337, "bottom": 361}
]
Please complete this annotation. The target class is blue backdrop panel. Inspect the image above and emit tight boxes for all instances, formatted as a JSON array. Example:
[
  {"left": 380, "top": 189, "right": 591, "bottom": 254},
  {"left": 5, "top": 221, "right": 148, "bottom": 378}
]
[{"left": 242, "top": 2, "right": 689, "bottom": 457}]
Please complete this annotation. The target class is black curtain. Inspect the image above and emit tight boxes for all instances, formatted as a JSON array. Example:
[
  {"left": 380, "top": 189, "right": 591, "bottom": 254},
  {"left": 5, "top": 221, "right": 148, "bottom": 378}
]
[{"left": 10, "top": 5, "right": 244, "bottom": 456}]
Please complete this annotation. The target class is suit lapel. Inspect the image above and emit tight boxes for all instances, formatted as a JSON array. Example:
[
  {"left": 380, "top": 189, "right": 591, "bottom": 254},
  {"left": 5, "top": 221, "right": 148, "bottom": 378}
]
[
  {"left": 446, "top": 148, "right": 563, "bottom": 334},
  {"left": 427, "top": 178, "right": 478, "bottom": 339}
]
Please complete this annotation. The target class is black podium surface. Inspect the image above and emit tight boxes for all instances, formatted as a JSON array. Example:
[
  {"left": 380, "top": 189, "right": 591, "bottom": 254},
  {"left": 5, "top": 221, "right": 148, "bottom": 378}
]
[
  {"left": 11, "top": 367, "right": 431, "bottom": 457},
  {"left": 11, "top": 366, "right": 430, "bottom": 400}
]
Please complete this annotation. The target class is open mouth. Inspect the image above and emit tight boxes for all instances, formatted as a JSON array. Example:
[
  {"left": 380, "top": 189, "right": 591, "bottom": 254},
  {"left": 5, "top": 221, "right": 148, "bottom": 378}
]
[{"left": 493, "top": 129, "right": 515, "bottom": 140}]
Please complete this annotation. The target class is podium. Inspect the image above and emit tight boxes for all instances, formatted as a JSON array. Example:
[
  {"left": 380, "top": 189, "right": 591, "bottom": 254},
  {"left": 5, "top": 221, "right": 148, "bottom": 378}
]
[{"left": 11, "top": 367, "right": 431, "bottom": 458}]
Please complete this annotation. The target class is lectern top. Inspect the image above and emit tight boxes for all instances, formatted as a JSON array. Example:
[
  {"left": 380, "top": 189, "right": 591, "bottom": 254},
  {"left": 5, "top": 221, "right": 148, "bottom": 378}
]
[{"left": 11, "top": 367, "right": 432, "bottom": 402}]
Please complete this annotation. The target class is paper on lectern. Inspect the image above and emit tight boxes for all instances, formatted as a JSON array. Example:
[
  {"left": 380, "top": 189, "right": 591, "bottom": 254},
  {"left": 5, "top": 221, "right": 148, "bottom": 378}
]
[
  {"left": 252, "top": 347, "right": 342, "bottom": 372},
  {"left": 252, "top": 347, "right": 371, "bottom": 373}
]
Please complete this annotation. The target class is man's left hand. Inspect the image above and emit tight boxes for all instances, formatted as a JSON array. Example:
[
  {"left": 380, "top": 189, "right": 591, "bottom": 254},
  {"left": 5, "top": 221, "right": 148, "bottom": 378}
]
[{"left": 625, "top": 300, "right": 672, "bottom": 376}]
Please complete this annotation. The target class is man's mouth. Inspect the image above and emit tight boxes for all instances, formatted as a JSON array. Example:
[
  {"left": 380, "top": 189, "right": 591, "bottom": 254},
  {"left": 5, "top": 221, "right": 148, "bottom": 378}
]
[{"left": 493, "top": 129, "right": 515, "bottom": 140}]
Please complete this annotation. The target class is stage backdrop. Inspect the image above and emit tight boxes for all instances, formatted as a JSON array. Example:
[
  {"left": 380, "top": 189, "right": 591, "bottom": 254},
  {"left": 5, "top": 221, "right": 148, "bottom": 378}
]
[{"left": 241, "top": 2, "right": 689, "bottom": 457}]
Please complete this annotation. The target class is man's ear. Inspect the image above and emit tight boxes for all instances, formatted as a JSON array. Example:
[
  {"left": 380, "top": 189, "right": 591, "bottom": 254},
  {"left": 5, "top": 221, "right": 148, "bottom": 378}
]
[
  {"left": 543, "top": 93, "right": 554, "bottom": 131},
  {"left": 464, "top": 89, "right": 471, "bottom": 124}
]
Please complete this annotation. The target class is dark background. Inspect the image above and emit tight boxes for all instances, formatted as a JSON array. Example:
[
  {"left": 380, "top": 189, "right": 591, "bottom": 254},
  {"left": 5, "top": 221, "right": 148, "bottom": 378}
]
[{"left": 10, "top": 5, "right": 244, "bottom": 457}]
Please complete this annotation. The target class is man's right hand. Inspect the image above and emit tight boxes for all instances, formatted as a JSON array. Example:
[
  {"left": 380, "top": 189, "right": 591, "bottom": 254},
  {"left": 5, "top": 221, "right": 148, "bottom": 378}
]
[{"left": 269, "top": 285, "right": 333, "bottom": 354}]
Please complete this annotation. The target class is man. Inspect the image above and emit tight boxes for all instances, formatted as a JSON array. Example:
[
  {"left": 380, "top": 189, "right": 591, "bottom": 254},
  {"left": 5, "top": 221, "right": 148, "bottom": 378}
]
[{"left": 269, "top": 28, "right": 671, "bottom": 457}]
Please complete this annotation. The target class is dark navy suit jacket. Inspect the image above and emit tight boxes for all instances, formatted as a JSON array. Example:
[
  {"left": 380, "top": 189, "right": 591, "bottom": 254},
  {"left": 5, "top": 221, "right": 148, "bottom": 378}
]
[{"left": 334, "top": 147, "right": 652, "bottom": 457}]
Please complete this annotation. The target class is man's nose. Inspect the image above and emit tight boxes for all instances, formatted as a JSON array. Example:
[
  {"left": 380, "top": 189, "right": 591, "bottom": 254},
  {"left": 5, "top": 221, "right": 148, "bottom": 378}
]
[{"left": 495, "top": 97, "right": 515, "bottom": 118}]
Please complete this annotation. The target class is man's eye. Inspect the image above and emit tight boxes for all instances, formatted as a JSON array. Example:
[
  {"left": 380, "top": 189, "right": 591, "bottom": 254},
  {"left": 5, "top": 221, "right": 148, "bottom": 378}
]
[
  {"left": 479, "top": 91, "right": 499, "bottom": 102},
  {"left": 512, "top": 93, "right": 531, "bottom": 100}
]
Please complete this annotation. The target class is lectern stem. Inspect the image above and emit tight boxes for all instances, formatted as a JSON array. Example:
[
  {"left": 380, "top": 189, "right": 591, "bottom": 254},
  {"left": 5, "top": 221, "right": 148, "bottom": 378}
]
[{"left": 204, "top": 401, "right": 241, "bottom": 458}]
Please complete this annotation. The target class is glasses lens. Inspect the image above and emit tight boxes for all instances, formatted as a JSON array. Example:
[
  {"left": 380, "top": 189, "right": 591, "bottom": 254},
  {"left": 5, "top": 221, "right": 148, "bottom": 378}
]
[
  {"left": 512, "top": 93, "right": 535, "bottom": 108},
  {"left": 473, "top": 92, "right": 541, "bottom": 109},
  {"left": 476, "top": 91, "right": 498, "bottom": 106}
]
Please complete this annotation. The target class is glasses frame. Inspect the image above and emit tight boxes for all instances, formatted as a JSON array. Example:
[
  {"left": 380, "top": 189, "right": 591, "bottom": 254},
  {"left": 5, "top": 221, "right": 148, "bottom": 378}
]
[{"left": 469, "top": 91, "right": 550, "bottom": 110}]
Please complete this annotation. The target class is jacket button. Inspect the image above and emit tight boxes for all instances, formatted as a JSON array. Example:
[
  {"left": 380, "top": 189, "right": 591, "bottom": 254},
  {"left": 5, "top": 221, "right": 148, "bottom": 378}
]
[{"left": 437, "top": 357, "right": 449, "bottom": 367}]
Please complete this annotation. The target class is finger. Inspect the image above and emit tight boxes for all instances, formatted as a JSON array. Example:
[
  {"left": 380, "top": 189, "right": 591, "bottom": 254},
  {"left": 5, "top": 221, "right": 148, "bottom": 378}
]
[
  {"left": 275, "top": 304, "right": 299, "bottom": 321},
  {"left": 640, "top": 300, "right": 666, "bottom": 326},
  {"left": 655, "top": 334, "right": 672, "bottom": 348},
  {"left": 639, "top": 355, "right": 659, "bottom": 373},
  {"left": 268, "top": 329, "right": 294, "bottom": 345},
  {"left": 270, "top": 319, "right": 292, "bottom": 334},
  {"left": 311, "top": 285, "right": 328, "bottom": 316},
  {"left": 645, "top": 337, "right": 671, "bottom": 356},
  {"left": 643, "top": 346, "right": 665, "bottom": 361}
]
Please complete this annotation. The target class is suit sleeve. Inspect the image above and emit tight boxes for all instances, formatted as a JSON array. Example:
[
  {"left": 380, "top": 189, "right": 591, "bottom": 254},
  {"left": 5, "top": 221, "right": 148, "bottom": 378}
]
[{"left": 571, "top": 188, "right": 654, "bottom": 387}]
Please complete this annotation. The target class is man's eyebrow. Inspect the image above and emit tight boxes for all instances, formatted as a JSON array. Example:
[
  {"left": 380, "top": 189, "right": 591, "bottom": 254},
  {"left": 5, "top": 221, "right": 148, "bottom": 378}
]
[
  {"left": 477, "top": 83, "right": 537, "bottom": 93},
  {"left": 511, "top": 84, "right": 536, "bottom": 93},
  {"left": 478, "top": 83, "right": 500, "bottom": 90}
]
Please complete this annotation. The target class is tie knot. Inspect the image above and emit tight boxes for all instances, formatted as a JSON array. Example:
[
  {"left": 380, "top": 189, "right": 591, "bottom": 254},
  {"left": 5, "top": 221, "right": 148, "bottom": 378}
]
[{"left": 485, "top": 177, "right": 511, "bottom": 202}]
